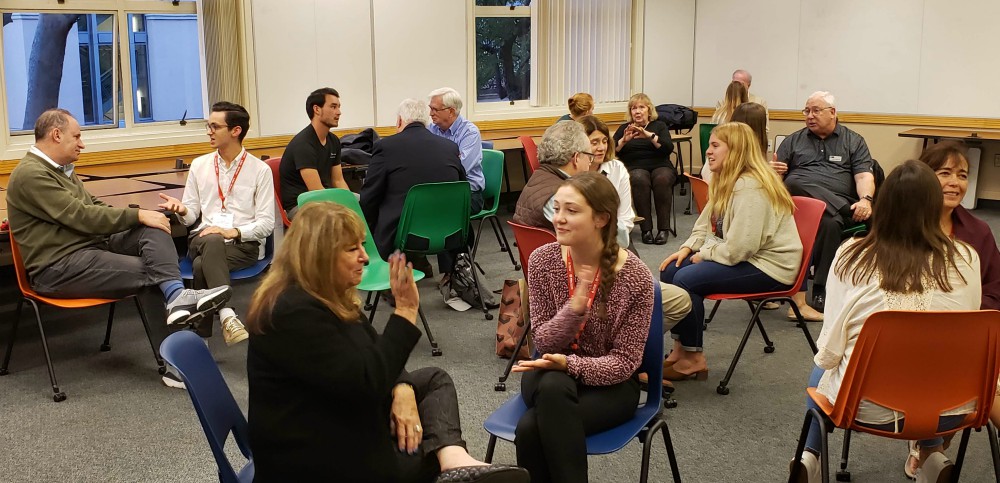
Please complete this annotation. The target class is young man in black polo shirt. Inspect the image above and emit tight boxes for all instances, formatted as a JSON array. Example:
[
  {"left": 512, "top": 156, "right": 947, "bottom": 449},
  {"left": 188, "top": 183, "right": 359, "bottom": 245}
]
[{"left": 279, "top": 87, "right": 350, "bottom": 218}]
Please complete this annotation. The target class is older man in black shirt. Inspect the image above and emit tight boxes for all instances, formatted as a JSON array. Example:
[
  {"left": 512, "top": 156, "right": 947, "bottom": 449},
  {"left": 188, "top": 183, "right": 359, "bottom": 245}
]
[{"left": 773, "top": 91, "right": 875, "bottom": 317}]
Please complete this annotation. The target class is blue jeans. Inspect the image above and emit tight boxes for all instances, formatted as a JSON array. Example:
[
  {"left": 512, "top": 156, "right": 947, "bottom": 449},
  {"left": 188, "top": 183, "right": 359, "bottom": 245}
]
[
  {"left": 803, "top": 365, "right": 964, "bottom": 452},
  {"left": 660, "top": 255, "right": 792, "bottom": 351}
]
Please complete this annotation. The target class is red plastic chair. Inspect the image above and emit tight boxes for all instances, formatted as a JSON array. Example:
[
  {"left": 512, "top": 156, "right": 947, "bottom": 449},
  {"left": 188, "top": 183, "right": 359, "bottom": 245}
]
[
  {"left": 709, "top": 196, "right": 825, "bottom": 395},
  {"left": 684, "top": 172, "right": 709, "bottom": 213},
  {"left": 1, "top": 233, "right": 164, "bottom": 402},
  {"left": 264, "top": 157, "right": 292, "bottom": 228},
  {"left": 519, "top": 135, "right": 540, "bottom": 175},
  {"left": 790, "top": 310, "right": 1000, "bottom": 482},
  {"left": 494, "top": 221, "right": 557, "bottom": 391}
]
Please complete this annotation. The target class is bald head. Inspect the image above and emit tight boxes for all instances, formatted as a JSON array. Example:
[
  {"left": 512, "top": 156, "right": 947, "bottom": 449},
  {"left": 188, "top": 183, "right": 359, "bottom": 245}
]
[{"left": 732, "top": 69, "right": 752, "bottom": 89}]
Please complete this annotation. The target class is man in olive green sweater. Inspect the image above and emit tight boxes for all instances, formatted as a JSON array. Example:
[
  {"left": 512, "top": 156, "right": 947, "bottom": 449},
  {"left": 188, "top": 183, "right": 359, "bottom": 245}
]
[{"left": 6, "top": 109, "right": 232, "bottom": 389}]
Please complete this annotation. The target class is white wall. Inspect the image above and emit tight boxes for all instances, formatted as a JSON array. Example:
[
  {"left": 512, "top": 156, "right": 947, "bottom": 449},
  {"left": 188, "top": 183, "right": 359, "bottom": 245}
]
[{"left": 642, "top": 0, "right": 695, "bottom": 106}]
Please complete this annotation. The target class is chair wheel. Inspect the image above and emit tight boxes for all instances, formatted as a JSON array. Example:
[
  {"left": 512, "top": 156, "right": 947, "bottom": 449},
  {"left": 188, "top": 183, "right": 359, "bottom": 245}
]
[
  {"left": 100, "top": 344, "right": 111, "bottom": 352},
  {"left": 764, "top": 345, "right": 775, "bottom": 354},
  {"left": 514, "top": 263, "right": 521, "bottom": 271},
  {"left": 717, "top": 385, "right": 730, "bottom": 395},
  {"left": 158, "top": 366, "right": 167, "bottom": 375},
  {"left": 665, "top": 398, "right": 678, "bottom": 409},
  {"left": 500, "top": 246, "right": 508, "bottom": 252},
  {"left": 53, "top": 392, "right": 67, "bottom": 402},
  {"left": 835, "top": 470, "right": 851, "bottom": 481},
  {"left": 485, "top": 313, "right": 493, "bottom": 320},
  {"left": 495, "top": 382, "right": 506, "bottom": 391},
  {"left": 431, "top": 348, "right": 443, "bottom": 357},
  {"left": 364, "top": 303, "right": 373, "bottom": 310},
  {"left": 0, "top": 368, "right": 8, "bottom": 376}
]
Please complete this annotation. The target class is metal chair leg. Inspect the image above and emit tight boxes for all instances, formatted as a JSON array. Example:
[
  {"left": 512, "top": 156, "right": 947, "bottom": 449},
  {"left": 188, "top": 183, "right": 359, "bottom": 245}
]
[
  {"left": 836, "top": 429, "right": 852, "bottom": 482},
  {"left": 1, "top": 298, "right": 25, "bottom": 375},
  {"left": 496, "top": 320, "right": 531, "bottom": 391},
  {"left": 132, "top": 298, "right": 166, "bottom": 374},
  {"left": 986, "top": 423, "right": 1000, "bottom": 481},
  {"left": 468, "top": 251, "right": 493, "bottom": 320},
  {"left": 491, "top": 216, "right": 520, "bottom": 271},
  {"left": 746, "top": 300, "right": 775, "bottom": 352},
  {"left": 28, "top": 300, "right": 66, "bottom": 402},
  {"left": 704, "top": 300, "right": 721, "bottom": 330},
  {"left": 100, "top": 302, "right": 116, "bottom": 351},
  {"left": 951, "top": 427, "right": 973, "bottom": 481},
  {"left": 364, "top": 291, "right": 375, "bottom": 311},
  {"left": 368, "top": 291, "right": 382, "bottom": 323},
  {"left": 485, "top": 435, "right": 498, "bottom": 463},
  {"left": 660, "top": 418, "right": 683, "bottom": 482},
  {"left": 717, "top": 301, "right": 769, "bottom": 395},
  {"left": 786, "top": 297, "right": 819, "bottom": 354},
  {"left": 471, "top": 218, "right": 488, "bottom": 261},
  {"left": 417, "top": 306, "right": 442, "bottom": 357}
]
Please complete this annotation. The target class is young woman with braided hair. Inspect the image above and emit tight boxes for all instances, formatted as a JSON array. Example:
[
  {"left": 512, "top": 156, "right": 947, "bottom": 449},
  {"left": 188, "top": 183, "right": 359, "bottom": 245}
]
[{"left": 512, "top": 171, "right": 655, "bottom": 483}]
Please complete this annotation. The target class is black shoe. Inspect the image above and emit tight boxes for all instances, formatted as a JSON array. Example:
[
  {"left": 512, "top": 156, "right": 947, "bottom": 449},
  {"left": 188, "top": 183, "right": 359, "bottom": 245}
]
[
  {"left": 811, "top": 287, "right": 826, "bottom": 312},
  {"left": 641, "top": 231, "right": 654, "bottom": 244},
  {"left": 410, "top": 255, "right": 434, "bottom": 278},
  {"left": 434, "top": 465, "right": 529, "bottom": 483},
  {"left": 653, "top": 230, "right": 669, "bottom": 245}
]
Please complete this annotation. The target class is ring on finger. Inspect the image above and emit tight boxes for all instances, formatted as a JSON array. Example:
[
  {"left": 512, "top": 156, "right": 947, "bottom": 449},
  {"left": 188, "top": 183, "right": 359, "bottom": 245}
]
[{"left": 414, "top": 424, "right": 422, "bottom": 432}]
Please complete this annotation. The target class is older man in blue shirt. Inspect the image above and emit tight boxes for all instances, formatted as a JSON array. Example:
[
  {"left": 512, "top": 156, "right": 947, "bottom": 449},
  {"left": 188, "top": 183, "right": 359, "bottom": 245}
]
[{"left": 428, "top": 87, "right": 486, "bottom": 215}]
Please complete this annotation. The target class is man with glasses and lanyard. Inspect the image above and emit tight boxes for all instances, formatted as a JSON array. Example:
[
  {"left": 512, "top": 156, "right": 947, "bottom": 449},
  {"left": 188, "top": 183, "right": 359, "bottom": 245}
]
[
  {"left": 158, "top": 102, "right": 274, "bottom": 351},
  {"left": 771, "top": 91, "right": 876, "bottom": 318}
]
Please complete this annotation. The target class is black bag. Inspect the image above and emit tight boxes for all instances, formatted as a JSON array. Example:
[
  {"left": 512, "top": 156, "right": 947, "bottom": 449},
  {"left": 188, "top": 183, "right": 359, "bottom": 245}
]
[
  {"left": 655, "top": 104, "right": 698, "bottom": 133},
  {"left": 451, "top": 253, "right": 497, "bottom": 309},
  {"left": 341, "top": 128, "right": 380, "bottom": 153}
]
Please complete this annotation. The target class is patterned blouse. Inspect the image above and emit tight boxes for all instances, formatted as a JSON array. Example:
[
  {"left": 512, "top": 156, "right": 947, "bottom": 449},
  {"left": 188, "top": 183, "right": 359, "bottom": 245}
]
[{"left": 526, "top": 242, "right": 654, "bottom": 386}]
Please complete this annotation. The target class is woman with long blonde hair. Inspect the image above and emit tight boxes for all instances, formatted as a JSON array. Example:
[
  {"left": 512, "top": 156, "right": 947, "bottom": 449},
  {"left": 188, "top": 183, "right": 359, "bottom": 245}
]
[
  {"left": 245, "top": 202, "right": 527, "bottom": 483},
  {"left": 711, "top": 80, "right": 749, "bottom": 124},
  {"left": 659, "top": 122, "right": 802, "bottom": 379}
]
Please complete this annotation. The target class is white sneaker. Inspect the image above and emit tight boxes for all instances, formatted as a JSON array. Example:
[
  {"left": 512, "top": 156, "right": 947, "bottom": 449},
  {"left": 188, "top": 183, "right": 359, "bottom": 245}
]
[
  {"left": 789, "top": 451, "right": 821, "bottom": 483},
  {"left": 222, "top": 315, "right": 249, "bottom": 346},
  {"left": 161, "top": 371, "right": 186, "bottom": 390},
  {"left": 166, "top": 286, "right": 232, "bottom": 325}
]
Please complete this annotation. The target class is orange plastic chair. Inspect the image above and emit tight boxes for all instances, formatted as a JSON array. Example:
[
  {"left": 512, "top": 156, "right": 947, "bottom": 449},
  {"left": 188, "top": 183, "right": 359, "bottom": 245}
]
[
  {"left": 264, "top": 157, "right": 292, "bottom": 228},
  {"left": 708, "top": 196, "right": 825, "bottom": 395},
  {"left": 519, "top": 135, "right": 540, "bottom": 175},
  {"left": 790, "top": 310, "right": 1000, "bottom": 482},
  {"left": 684, "top": 172, "right": 709, "bottom": 213},
  {"left": 0, "top": 233, "right": 164, "bottom": 402},
  {"left": 494, "top": 221, "right": 557, "bottom": 391}
]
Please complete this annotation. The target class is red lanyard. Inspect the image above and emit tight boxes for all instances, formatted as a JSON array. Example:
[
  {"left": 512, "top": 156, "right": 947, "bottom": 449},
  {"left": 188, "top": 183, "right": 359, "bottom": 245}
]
[
  {"left": 214, "top": 150, "right": 248, "bottom": 212},
  {"left": 566, "top": 252, "right": 601, "bottom": 351}
]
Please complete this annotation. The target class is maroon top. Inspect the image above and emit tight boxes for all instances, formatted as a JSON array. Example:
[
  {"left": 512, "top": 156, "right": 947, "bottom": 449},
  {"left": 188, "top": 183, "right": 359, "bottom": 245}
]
[
  {"left": 526, "top": 242, "right": 654, "bottom": 386},
  {"left": 952, "top": 206, "right": 1000, "bottom": 310}
]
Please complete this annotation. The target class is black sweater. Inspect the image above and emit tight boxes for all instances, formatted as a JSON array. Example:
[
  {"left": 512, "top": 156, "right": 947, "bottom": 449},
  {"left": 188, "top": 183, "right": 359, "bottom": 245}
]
[
  {"left": 247, "top": 286, "right": 421, "bottom": 482},
  {"left": 613, "top": 119, "right": 674, "bottom": 171}
]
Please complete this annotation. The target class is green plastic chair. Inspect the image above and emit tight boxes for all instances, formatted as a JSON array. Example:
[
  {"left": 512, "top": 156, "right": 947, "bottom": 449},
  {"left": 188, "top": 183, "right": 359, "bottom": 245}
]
[
  {"left": 699, "top": 123, "right": 718, "bottom": 169},
  {"left": 471, "top": 149, "right": 519, "bottom": 271},
  {"left": 394, "top": 181, "right": 492, "bottom": 320},
  {"left": 297, "top": 189, "right": 442, "bottom": 356}
]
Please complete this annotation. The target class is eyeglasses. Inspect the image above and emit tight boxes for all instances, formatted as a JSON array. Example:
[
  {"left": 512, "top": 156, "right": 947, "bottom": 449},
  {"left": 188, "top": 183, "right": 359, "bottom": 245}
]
[
  {"left": 801, "top": 107, "right": 833, "bottom": 116},
  {"left": 429, "top": 105, "right": 453, "bottom": 114},
  {"left": 577, "top": 151, "right": 600, "bottom": 164},
  {"left": 205, "top": 122, "right": 231, "bottom": 133}
]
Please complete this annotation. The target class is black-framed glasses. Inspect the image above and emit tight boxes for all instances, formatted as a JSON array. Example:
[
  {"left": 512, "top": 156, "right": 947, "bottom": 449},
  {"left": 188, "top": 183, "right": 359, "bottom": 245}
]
[
  {"left": 205, "top": 122, "right": 230, "bottom": 133},
  {"left": 577, "top": 151, "right": 599, "bottom": 164},
  {"left": 801, "top": 107, "right": 833, "bottom": 116}
]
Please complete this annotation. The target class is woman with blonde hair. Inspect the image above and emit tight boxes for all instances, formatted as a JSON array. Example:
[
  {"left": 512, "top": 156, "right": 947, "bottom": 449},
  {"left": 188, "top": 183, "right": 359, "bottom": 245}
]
[
  {"left": 557, "top": 92, "right": 595, "bottom": 122},
  {"left": 659, "top": 122, "right": 802, "bottom": 379},
  {"left": 711, "top": 80, "right": 749, "bottom": 124},
  {"left": 613, "top": 93, "right": 675, "bottom": 245},
  {"left": 702, "top": 102, "right": 768, "bottom": 183},
  {"left": 245, "top": 202, "right": 527, "bottom": 483}
]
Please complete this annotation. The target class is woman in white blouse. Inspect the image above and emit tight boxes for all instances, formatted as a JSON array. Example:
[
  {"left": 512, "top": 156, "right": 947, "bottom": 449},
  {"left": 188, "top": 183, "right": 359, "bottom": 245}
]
[
  {"left": 790, "top": 160, "right": 981, "bottom": 483},
  {"left": 578, "top": 115, "right": 634, "bottom": 249}
]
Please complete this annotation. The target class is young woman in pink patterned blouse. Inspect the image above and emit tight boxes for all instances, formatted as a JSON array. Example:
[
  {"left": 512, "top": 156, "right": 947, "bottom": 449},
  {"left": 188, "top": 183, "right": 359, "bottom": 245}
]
[{"left": 511, "top": 171, "right": 655, "bottom": 483}]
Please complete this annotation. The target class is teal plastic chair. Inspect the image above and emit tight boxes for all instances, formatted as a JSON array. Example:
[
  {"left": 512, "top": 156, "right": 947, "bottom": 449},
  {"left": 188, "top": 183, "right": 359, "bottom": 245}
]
[
  {"left": 699, "top": 123, "right": 717, "bottom": 167},
  {"left": 471, "top": 149, "right": 519, "bottom": 272},
  {"left": 297, "top": 189, "right": 441, "bottom": 356},
  {"left": 393, "top": 181, "right": 492, "bottom": 320}
]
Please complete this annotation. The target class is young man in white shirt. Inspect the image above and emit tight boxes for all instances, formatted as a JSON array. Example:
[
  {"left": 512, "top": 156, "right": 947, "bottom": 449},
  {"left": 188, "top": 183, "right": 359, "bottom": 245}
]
[{"left": 159, "top": 102, "right": 275, "bottom": 346}]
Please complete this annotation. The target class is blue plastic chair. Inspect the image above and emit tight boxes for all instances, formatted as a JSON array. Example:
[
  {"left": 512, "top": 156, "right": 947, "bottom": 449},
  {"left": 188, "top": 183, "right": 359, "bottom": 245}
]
[
  {"left": 482, "top": 276, "right": 682, "bottom": 482},
  {"left": 179, "top": 233, "right": 274, "bottom": 281},
  {"left": 481, "top": 140, "right": 494, "bottom": 150},
  {"left": 160, "top": 330, "right": 254, "bottom": 482}
]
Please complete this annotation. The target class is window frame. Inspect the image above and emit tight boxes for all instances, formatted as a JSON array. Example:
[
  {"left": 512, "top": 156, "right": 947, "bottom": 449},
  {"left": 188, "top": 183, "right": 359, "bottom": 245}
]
[{"left": 0, "top": 0, "right": 208, "bottom": 160}]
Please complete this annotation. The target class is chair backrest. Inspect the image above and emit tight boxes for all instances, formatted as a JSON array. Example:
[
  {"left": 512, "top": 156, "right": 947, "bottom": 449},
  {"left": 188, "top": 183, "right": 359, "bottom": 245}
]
[
  {"left": 698, "top": 123, "right": 718, "bottom": 165},
  {"left": 160, "top": 330, "right": 253, "bottom": 483},
  {"left": 480, "top": 149, "right": 505, "bottom": 215},
  {"left": 774, "top": 134, "right": 788, "bottom": 153},
  {"left": 394, "top": 181, "right": 471, "bottom": 255},
  {"left": 481, "top": 140, "right": 494, "bottom": 150},
  {"left": 519, "top": 136, "right": 539, "bottom": 174},
  {"left": 684, "top": 172, "right": 710, "bottom": 213},
  {"left": 790, "top": 196, "right": 826, "bottom": 290},
  {"left": 297, "top": 188, "right": 381, "bottom": 259},
  {"left": 507, "top": 221, "right": 557, "bottom": 280},
  {"left": 639, "top": 276, "right": 665, "bottom": 409},
  {"left": 7, "top": 232, "right": 37, "bottom": 297},
  {"left": 829, "top": 310, "right": 1000, "bottom": 440},
  {"left": 264, "top": 157, "right": 291, "bottom": 227}
]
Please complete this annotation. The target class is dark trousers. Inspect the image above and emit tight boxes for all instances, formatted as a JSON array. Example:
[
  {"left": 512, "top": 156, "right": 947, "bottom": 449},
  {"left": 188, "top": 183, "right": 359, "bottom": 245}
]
[
  {"left": 515, "top": 370, "right": 639, "bottom": 483},
  {"left": 395, "top": 367, "right": 468, "bottom": 483},
  {"left": 187, "top": 233, "right": 259, "bottom": 336},
  {"left": 629, "top": 167, "right": 676, "bottom": 233},
  {"left": 30, "top": 225, "right": 179, "bottom": 350},
  {"left": 811, "top": 213, "right": 846, "bottom": 290},
  {"left": 660, "top": 255, "right": 792, "bottom": 350},
  {"left": 436, "top": 190, "right": 485, "bottom": 275}
]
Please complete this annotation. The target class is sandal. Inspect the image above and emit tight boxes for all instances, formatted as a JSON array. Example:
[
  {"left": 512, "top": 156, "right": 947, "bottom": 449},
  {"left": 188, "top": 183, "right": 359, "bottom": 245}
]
[{"left": 904, "top": 440, "right": 919, "bottom": 480}]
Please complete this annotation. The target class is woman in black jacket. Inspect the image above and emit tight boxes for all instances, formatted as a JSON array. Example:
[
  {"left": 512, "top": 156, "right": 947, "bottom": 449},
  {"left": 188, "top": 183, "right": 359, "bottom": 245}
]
[
  {"left": 245, "top": 202, "right": 527, "bottom": 483},
  {"left": 613, "top": 93, "right": 675, "bottom": 245}
]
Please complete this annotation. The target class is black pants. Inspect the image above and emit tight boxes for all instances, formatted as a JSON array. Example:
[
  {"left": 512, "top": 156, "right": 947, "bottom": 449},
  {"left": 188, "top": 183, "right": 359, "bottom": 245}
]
[
  {"left": 811, "top": 213, "right": 846, "bottom": 290},
  {"left": 515, "top": 370, "right": 640, "bottom": 483},
  {"left": 435, "top": 190, "right": 485, "bottom": 275},
  {"left": 629, "top": 167, "right": 676, "bottom": 233},
  {"left": 396, "top": 367, "right": 468, "bottom": 483},
  {"left": 31, "top": 225, "right": 179, "bottom": 352},
  {"left": 187, "top": 233, "right": 259, "bottom": 336}
]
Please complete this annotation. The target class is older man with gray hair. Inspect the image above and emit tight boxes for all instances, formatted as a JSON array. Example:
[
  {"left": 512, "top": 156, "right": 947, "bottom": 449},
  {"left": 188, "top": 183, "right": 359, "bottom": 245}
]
[
  {"left": 428, "top": 87, "right": 485, "bottom": 216},
  {"left": 361, "top": 98, "right": 466, "bottom": 266},
  {"left": 773, "top": 90, "right": 876, "bottom": 318},
  {"left": 512, "top": 121, "right": 595, "bottom": 230}
]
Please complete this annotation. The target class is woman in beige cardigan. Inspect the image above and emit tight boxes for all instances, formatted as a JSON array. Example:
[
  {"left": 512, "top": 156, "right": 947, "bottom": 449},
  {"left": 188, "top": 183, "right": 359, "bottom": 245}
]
[{"left": 659, "top": 122, "right": 802, "bottom": 380}]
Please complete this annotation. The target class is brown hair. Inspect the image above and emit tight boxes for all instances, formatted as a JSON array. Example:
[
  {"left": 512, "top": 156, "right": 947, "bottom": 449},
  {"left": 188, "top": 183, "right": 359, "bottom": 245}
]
[
  {"left": 246, "top": 202, "right": 366, "bottom": 333},
  {"left": 577, "top": 115, "right": 616, "bottom": 163},
  {"left": 834, "top": 160, "right": 966, "bottom": 293},
  {"left": 568, "top": 93, "right": 595, "bottom": 119},
  {"left": 625, "top": 93, "right": 657, "bottom": 122},
  {"left": 919, "top": 140, "right": 969, "bottom": 172},
  {"left": 34, "top": 108, "right": 73, "bottom": 142},
  {"left": 558, "top": 172, "right": 620, "bottom": 319},
  {"left": 730, "top": 102, "right": 768, "bottom": 156}
]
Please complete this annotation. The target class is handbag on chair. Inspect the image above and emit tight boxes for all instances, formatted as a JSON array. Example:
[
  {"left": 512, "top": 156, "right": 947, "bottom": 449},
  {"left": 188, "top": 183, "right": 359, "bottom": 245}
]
[{"left": 495, "top": 279, "right": 531, "bottom": 360}]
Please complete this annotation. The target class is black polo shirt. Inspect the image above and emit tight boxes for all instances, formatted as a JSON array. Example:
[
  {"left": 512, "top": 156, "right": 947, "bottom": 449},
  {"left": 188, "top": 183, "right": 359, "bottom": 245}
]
[
  {"left": 777, "top": 122, "right": 873, "bottom": 212},
  {"left": 279, "top": 124, "right": 342, "bottom": 211}
]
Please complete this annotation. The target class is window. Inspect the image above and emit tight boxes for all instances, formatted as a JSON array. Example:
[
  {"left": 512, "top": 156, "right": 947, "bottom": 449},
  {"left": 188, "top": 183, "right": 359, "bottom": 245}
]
[
  {"left": 1, "top": 0, "right": 203, "bottom": 135},
  {"left": 473, "top": 1, "right": 531, "bottom": 104}
]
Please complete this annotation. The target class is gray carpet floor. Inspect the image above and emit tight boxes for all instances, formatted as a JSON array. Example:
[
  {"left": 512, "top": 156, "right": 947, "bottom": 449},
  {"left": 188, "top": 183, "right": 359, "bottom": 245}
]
[{"left": 2, "top": 193, "right": 1000, "bottom": 482}]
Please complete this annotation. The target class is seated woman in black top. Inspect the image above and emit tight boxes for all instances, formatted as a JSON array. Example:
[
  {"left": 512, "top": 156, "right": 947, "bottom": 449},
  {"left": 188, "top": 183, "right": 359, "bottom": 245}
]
[
  {"left": 613, "top": 93, "right": 674, "bottom": 245},
  {"left": 245, "top": 202, "right": 527, "bottom": 483}
]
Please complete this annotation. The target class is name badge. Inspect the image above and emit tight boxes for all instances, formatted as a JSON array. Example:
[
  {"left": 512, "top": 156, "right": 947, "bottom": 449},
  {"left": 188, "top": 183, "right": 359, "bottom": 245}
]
[
  {"left": 211, "top": 212, "right": 235, "bottom": 229},
  {"left": 829, "top": 155, "right": 843, "bottom": 163}
]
